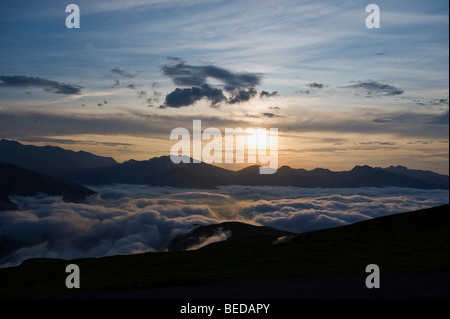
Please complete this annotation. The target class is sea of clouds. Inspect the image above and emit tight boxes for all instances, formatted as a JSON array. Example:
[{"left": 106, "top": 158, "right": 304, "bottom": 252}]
[{"left": 0, "top": 184, "right": 448, "bottom": 268}]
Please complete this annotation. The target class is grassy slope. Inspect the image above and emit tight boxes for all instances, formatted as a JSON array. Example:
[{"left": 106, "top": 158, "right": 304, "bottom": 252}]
[{"left": 0, "top": 204, "right": 448, "bottom": 297}]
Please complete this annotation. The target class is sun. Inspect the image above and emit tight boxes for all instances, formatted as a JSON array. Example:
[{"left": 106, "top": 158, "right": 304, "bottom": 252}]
[{"left": 247, "top": 128, "right": 269, "bottom": 151}]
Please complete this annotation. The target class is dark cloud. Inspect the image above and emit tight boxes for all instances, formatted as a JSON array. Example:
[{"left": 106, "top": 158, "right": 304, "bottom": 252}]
[
  {"left": 228, "top": 87, "right": 257, "bottom": 104},
  {"left": 2, "top": 107, "right": 448, "bottom": 141},
  {"left": 269, "top": 106, "right": 280, "bottom": 110},
  {"left": 0, "top": 109, "right": 248, "bottom": 138},
  {"left": 162, "top": 61, "right": 261, "bottom": 89},
  {"left": 342, "top": 80, "right": 403, "bottom": 97},
  {"left": 0, "top": 75, "right": 82, "bottom": 95},
  {"left": 294, "top": 90, "right": 310, "bottom": 95},
  {"left": 306, "top": 82, "right": 324, "bottom": 89},
  {"left": 259, "top": 91, "right": 279, "bottom": 98},
  {"left": 414, "top": 97, "right": 449, "bottom": 107},
  {"left": 110, "top": 67, "right": 137, "bottom": 78},
  {"left": 261, "top": 112, "right": 281, "bottom": 118},
  {"left": 164, "top": 84, "right": 226, "bottom": 108},
  {"left": 429, "top": 111, "right": 449, "bottom": 125},
  {"left": 373, "top": 116, "right": 394, "bottom": 123},
  {"left": 161, "top": 59, "right": 263, "bottom": 108}
]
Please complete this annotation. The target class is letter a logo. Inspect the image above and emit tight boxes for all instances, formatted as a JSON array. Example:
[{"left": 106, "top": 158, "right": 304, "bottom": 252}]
[
  {"left": 66, "top": 4, "right": 80, "bottom": 29},
  {"left": 365, "top": 264, "right": 380, "bottom": 288},
  {"left": 65, "top": 264, "right": 80, "bottom": 289},
  {"left": 365, "top": 4, "right": 380, "bottom": 29}
]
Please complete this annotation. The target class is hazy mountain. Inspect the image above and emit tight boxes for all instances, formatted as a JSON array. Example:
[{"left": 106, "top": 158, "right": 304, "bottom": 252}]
[
  {"left": 0, "top": 192, "right": 18, "bottom": 211},
  {"left": 63, "top": 156, "right": 234, "bottom": 188},
  {"left": 0, "top": 139, "right": 116, "bottom": 176},
  {"left": 0, "top": 162, "right": 96, "bottom": 211},
  {"left": 65, "top": 155, "right": 448, "bottom": 189},
  {"left": 381, "top": 165, "right": 449, "bottom": 187}
]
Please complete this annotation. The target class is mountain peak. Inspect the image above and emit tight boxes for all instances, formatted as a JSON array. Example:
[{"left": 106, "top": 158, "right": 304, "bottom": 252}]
[
  {"left": 351, "top": 165, "right": 374, "bottom": 171},
  {"left": 0, "top": 139, "right": 117, "bottom": 176}
]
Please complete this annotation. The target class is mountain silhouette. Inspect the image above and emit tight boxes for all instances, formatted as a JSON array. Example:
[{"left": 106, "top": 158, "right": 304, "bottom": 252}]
[
  {"left": 62, "top": 156, "right": 234, "bottom": 188},
  {"left": 0, "top": 162, "right": 96, "bottom": 211},
  {"left": 1, "top": 140, "right": 448, "bottom": 190},
  {"left": 0, "top": 139, "right": 116, "bottom": 176},
  {"left": 63, "top": 155, "right": 448, "bottom": 190}
]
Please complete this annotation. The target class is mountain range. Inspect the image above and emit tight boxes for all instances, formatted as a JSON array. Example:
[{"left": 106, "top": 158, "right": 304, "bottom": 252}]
[{"left": 60, "top": 156, "right": 449, "bottom": 190}]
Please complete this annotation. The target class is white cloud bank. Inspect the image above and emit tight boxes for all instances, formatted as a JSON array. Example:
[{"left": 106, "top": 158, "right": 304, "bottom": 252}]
[{"left": 0, "top": 185, "right": 447, "bottom": 268}]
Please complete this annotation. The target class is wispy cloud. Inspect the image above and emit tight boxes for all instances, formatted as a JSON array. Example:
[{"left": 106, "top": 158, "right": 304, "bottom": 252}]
[
  {"left": 0, "top": 75, "right": 82, "bottom": 95},
  {"left": 111, "top": 67, "right": 138, "bottom": 78},
  {"left": 306, "top": 82, "right": 324, "bottom": 89},
  {"left": 342, "top": 80, "right": 404, "bottom": 97}
]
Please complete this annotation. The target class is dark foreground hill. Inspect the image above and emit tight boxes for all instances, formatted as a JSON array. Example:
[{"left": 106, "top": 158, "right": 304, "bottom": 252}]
[
  {"left": 0, "top": 162, "right": 96, "bottom": 210},
  {"left": 167, "top": 221, "right": 297, "bottom": 251},
  {"left": 0, "top": 204, "right": 447, "bottom": 298}
]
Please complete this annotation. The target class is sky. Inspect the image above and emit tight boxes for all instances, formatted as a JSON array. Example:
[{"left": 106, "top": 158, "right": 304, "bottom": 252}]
[{"left": 0, "top": 0, "right": 449, "bottom": 174}]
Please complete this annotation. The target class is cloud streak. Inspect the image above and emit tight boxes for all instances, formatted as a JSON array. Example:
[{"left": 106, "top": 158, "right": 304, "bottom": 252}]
[
  {"left": 342, "top": 80, "right": 403, "bottom": 97},
  {"left": 110, "top": 67, "right": 137, "bottom": 78},
  {"left": 0, "top": 75, "right": 83, "bottom": 95}
]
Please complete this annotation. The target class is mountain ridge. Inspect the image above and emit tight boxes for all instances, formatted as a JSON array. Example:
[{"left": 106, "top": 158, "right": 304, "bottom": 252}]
[
  {"left": 1, "top": 140, "right": 448, "bottom": 190},
  {"left": 0, "top": 162, "right": 97, "bottom": 211},
  {"left": 0, "top": 139, "right": 117, "bottom": 176},
  {"left": 64, "top": 155, "right": 449, "bottom": 189}
]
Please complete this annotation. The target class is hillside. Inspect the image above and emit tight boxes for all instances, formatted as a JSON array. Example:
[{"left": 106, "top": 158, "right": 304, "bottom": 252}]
[
  {"left": 0, "top": 139, "right": 116, "bottom": 176},
  {"left": 0, "top": 204, "right": 447, "bottom": 298},
  {"left": 0, "top": 162, "right": 96, "bottom": 209}
]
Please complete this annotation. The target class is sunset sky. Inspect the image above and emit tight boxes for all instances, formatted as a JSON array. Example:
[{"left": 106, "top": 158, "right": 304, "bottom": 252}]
[{"left": 1, "top": 0, "right": 448, "bottom": 174}]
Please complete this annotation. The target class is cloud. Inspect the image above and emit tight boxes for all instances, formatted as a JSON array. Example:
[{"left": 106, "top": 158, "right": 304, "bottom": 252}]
[
  {"left": 414, "top": 97, "right": 449, "bottom": 107},
  {"left": 160, "top": 59, "right": 263, "bottom": 108},
  {"left": 429, "top": 111, "right": 449, "bottom": 125},
  {"left": 342, "top": 80, "right": 403, "bottom": 97},
  {"left": 1, "top": 106, "right": 448, "bottom": 143},
  {"left": 306, "top": 82, "right": 324, "bottom": 89},
  {"left": 0, "top": 109, "right": 251, "bottom": 139},
  {"left": 162, "top": 60, "right": 261, "bottom": 89},
  {"left": 110, "top": 67, "right": 137, "bottom": 78},
  {"left": 0, "top": 75, "right": 82, "bottom": 95},
  {"left": 186, "top": 229, "right": 232, "bottom": 251},
  {"left": 373, "top": 116, "right": 394, "bottom": 123},
  {"left": 163, "top": 84, "right": 226, "bottom": 108},
  {"left": 259, "top": 91, "right": 279, "bottom": 98},
  {"left": 0, "top": 184, "right": 447, "bottom": 267},
  {"left": 228, "top": 87, "right": 257, "bottom": 104},
  {"left": 261, "top": 112, "right": 281, "bottom": 118}
]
